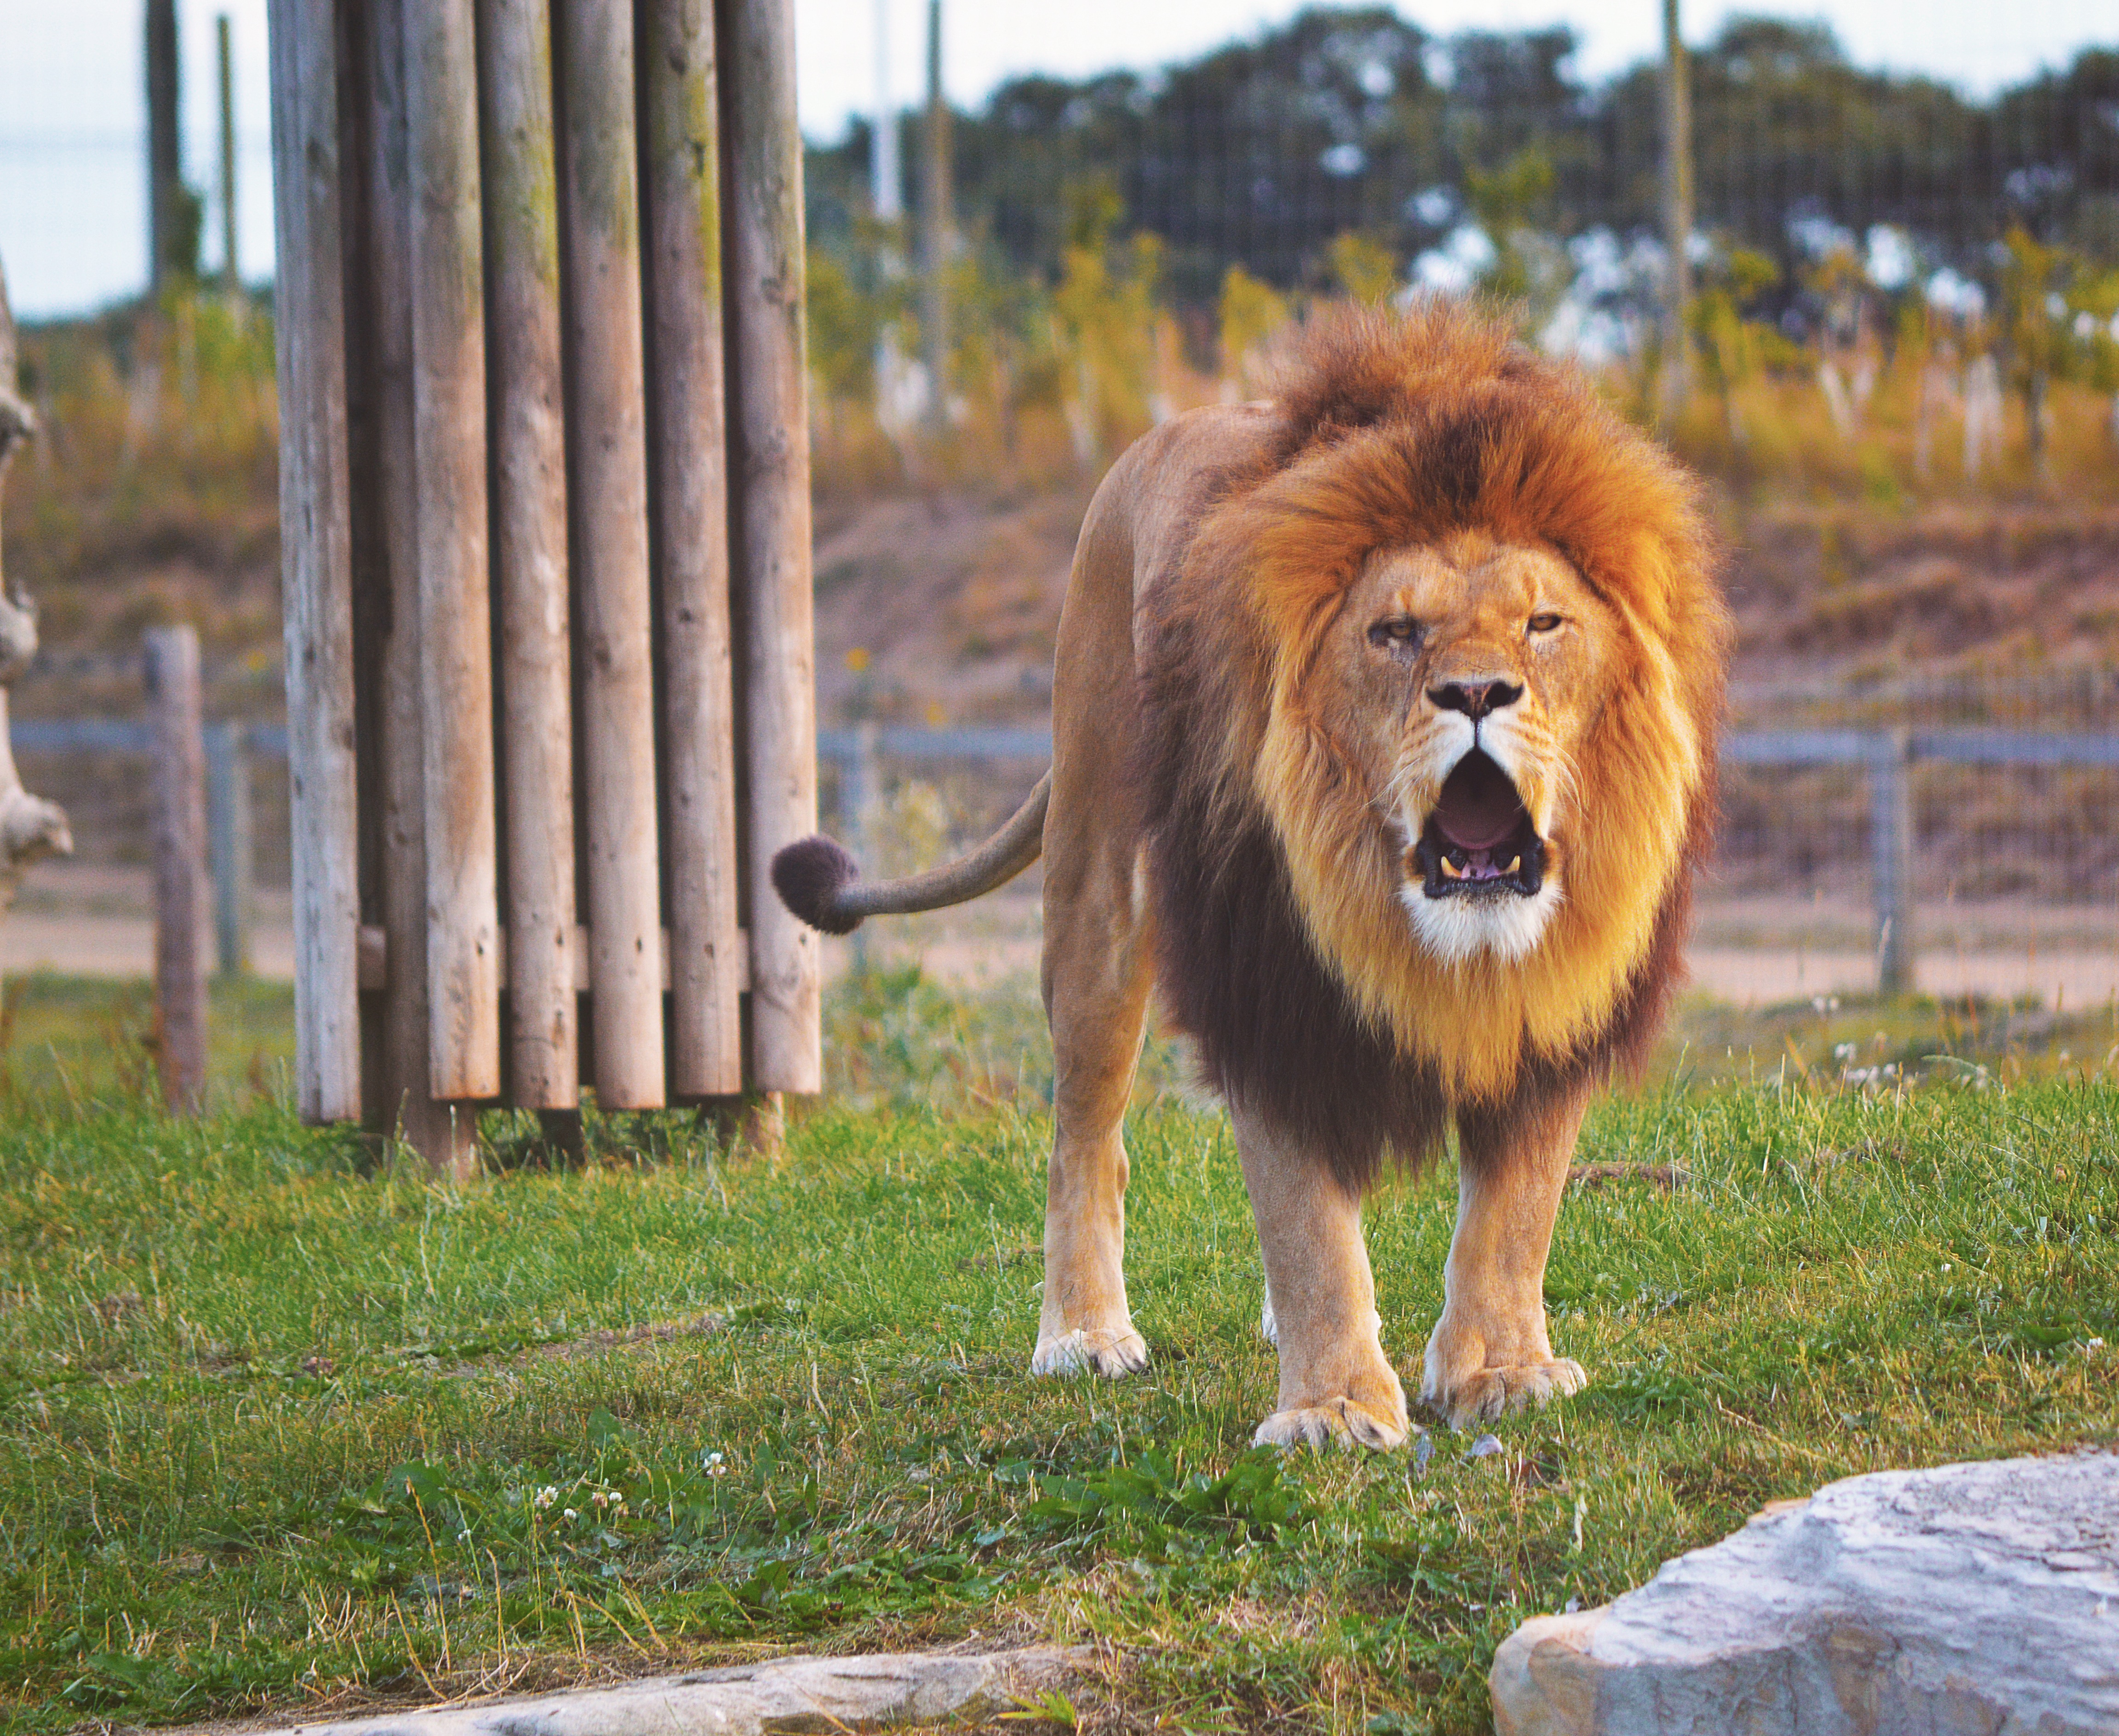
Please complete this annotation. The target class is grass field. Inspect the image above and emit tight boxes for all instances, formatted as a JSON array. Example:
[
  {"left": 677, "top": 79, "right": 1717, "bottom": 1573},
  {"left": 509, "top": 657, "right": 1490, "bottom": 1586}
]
[{"left": 0, "top": 975, "right": 2115, "bottom": 1732}]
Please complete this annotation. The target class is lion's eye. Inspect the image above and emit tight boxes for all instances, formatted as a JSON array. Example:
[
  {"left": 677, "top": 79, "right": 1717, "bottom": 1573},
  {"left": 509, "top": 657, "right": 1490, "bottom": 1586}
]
[
  {"left": 1368, "top": 617, "right": 1422, "bottom": 651},
  {"left": 1527, "top": 612, "right": 1563, "bottom": 635}
]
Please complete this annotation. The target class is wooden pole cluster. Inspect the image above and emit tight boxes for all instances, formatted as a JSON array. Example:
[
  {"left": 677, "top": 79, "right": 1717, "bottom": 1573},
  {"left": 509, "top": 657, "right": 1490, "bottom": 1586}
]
[{"left": 266, "top": 0, "right": 818, "bottom": 1170}]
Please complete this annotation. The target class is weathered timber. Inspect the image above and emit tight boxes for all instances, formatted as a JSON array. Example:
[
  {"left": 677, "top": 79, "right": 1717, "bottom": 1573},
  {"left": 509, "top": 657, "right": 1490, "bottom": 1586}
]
[
  {"left": 556, "top": 0, "right": 665, "bottom": 1108},
  {"left": 147, "top": 628, "right": 208, "bottom": 1113},
  {"left": 642, "top": 0, "right": 743, "bottom": 1096},
  {"left": 267, "top": 0, "right": 363, "bottom": 1121},
  {"left": 0, "top": 254, "right": 72, "bottom": 915},
  {"left": 479, "top": 0, "right": 578, "bottom": 1108},
  {"left": 347, "top": 0, "right": 472, "bottom": 1171},
  {"left": 719, "top": 0, "right": 821, "bottom": 1092},
  {"left": 403, "top": 0, "right": 501, "bottom": 1101}
]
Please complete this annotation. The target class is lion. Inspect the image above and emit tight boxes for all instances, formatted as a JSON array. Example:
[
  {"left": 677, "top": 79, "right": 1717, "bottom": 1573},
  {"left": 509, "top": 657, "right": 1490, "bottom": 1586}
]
[{"left": 774, "top": 303, "right": 1728, "bottom": 1446}]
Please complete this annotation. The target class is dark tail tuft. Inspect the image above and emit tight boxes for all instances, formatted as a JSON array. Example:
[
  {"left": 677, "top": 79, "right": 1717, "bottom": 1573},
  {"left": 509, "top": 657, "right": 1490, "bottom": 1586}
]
[{"left": 771, "top": 835, "right": 865, "bottom": 934}]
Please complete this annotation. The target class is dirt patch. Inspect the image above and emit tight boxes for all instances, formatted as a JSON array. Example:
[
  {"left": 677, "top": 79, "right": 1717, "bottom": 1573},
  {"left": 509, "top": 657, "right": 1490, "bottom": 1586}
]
[{"left": 1726, "top": 502, "right": 2119, "bottom": 684}]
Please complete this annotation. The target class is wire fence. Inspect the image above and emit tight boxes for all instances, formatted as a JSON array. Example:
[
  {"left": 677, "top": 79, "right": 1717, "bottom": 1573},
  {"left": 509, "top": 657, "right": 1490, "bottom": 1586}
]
[{"left": 6, "top": 686, "right": 2119, "bottom": 1014}]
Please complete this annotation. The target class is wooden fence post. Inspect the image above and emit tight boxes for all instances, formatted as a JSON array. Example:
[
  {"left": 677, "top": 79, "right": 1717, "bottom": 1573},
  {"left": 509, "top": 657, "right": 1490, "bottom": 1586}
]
[
  {"left": 343, "top": 0, "right": 474, "bottom": 1173},
  {"left": 643, "top": 0, "right": 744, "bottom": 1098},
  {"left": 404, "top": 0, "right": 502, "bottom": 1106},
  {"left": 148, "top": 627, "right": 208, "bottom": 1112},
  {"left": 1871, "top": 727, "right": 1914, "bottom": 996},
  {"left": 557, "top": 0, "right": 666, "bottom": 1109},
  {"left": 721, "top": 0, "right": 821, "bottom": 1097},
  {"left": 205, "top": 721, "right": 252, "bottom": 977},
  {"left": 479, "top": 0, "right": 578, "bottom": 1108},
  {"left": 266, "top": 0, "right": 362, "bottom": 1123}
]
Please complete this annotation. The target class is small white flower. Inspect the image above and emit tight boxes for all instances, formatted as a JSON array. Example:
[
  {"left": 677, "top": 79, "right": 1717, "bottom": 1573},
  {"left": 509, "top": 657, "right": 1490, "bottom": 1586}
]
[
  {"left": 592, "top": 1490, "right": 609, "bottom": 1508},
  {"left": 456, "top": 1529, "right": 471, "bottom": 1542},
  {"left": 562, "top": 1508, "right": 578, "bottom": 1522}
]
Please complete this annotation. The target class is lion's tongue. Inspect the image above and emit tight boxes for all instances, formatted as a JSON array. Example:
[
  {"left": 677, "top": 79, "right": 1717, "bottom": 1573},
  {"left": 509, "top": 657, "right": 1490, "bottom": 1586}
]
[{"left": 1433, "top": 754, "right": 1524, "bottom": 853}]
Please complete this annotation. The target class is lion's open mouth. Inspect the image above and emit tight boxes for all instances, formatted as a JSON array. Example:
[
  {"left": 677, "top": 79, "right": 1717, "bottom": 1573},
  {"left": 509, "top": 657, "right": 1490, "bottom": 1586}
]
[{"left": 1408, "top": 751, "right": 1545, "bottom": 899}]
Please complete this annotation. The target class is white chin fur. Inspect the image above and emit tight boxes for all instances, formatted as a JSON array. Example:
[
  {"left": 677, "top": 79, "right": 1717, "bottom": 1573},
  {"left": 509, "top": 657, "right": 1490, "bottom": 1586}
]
[{"left": 1401, "top": 873, "right": 1562, "bottom": 964}]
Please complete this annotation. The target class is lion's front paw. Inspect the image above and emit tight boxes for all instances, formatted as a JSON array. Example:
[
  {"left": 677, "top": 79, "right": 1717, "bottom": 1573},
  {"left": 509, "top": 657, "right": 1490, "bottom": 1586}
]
[
  {"left": 1253, "top": 1393, "right": 1409, "bottom": 1451},
  {"left": 1029, "top": 1324, "right": 1149, "bottom": 1378},
  {"left": 1425, "top": 1357, "right": 1586, "bottom": 1430}
]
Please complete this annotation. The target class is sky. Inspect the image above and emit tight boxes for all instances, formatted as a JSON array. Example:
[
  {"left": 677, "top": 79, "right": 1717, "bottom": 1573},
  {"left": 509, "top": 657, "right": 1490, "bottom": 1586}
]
[{"left": 1, "top": 0, "right": 2114, "bottom": 319}]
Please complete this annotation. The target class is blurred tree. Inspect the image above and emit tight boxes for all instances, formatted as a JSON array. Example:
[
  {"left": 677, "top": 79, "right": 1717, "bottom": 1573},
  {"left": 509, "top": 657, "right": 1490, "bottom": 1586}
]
[
  {"left": 1217, "top": 264, "right": 1289, "bottom": 387},
  {"left": 1325, "top": 233, "right": 1397, "bottom": 305}
]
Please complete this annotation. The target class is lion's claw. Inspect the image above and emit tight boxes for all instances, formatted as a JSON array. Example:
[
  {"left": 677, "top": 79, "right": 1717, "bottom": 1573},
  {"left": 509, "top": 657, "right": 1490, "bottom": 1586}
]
[
  {"left": 1029, "top": 1325, "right": 1149, "bottom": 1379},
  {"left": 1253, "top": 1396, "right": 1409, "bottom": 1451},
  {"left": 1426, "top": 1357, "right": 1586, "bottom": 1430}
]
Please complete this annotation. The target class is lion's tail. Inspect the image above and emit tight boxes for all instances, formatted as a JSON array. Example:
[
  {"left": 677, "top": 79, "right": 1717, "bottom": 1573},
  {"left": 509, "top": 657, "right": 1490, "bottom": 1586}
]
[{"left": 771, "top": 771, "right": 1050, "bottom": 936}]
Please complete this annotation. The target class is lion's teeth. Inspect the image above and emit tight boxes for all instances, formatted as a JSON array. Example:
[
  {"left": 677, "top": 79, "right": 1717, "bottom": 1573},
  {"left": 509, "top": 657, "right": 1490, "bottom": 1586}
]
[
  {"left": 1504, "top": 855, "right": 1521, "bottom": 874},
  {"left": 1440, "top": 858, "right": 1464, "bottom": 879}
]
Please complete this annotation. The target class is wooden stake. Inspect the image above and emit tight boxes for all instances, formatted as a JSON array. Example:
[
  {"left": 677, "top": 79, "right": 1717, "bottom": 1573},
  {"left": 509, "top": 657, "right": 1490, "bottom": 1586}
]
[
  {"left": 147, "top": 627, "right": 208, "bottom": 1113},
  {"left": 720, "top": 0, "right": 821, "bottom": 1093},
  {"left": 642, "top": 0, "right": 743, "bottom": 1096},
  {"left": 349, "top": 0, "right": 474, "bottom": 1172},
  {"left": 480, "top": 0, "right": 579, "bottom": 1108},
  {"left": 205, "top": 722, "right": 252, "bottom": 976},
  {"left": 267, "top": 0, "right": 363, "bottom": 1122},
  {"left": 918, "top": 0, "right": 950, "bottom": 437},
  {"left": 218, "top": 14, "right": 239, "bottom": 295},
  {"left": 404, "top": 0, "right": 501, "bottom": 1101},
  {"left": 557, "top": 0, "right": 665, "bottom": 1108},
  {"left": 1660, "top": 0, "right": 1694, "bottom": 413}
]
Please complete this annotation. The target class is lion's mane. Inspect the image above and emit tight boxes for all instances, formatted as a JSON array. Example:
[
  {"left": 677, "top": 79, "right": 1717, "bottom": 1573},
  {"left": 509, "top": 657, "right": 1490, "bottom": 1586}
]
[{"left": 1140, "top": 303, "right": 1729, "bottom": 1191}]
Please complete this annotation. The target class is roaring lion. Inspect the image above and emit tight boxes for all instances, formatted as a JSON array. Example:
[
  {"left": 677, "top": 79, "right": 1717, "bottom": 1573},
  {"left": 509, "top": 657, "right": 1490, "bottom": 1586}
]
[{"left": 775, "top": 303, "right": 1727, "bottom": 1445}]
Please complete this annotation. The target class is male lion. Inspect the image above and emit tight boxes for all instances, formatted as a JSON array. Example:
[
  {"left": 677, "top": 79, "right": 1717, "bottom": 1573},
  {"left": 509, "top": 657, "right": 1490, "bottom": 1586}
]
[{"left": 775, "top": 304, "right": 1727, "bottom": 1446}]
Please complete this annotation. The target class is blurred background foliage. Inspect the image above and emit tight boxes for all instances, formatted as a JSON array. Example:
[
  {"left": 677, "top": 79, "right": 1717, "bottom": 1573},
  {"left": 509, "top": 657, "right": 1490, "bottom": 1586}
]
[{"left": 798, "top": 8, "right": 2119, "bottom": 501}]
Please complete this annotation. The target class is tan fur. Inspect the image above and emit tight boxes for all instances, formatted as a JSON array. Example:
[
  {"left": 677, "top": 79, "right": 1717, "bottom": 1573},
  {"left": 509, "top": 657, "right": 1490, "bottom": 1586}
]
[
  {"left": 1188, "top": 310, "right": 1724, "bottom": 1098},
  {"left": 1031, "top": 307, "right": 1724, "bottom": 1435}
]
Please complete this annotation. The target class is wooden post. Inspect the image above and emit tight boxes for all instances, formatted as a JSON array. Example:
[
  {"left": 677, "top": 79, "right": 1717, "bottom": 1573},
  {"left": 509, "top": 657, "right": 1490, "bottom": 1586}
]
[
  {"left": 217, "top": 14, "right": 239, "bottom": 293},
  {"left": 480, "top": 0, "right": 579, "bottom": 1108},
  {"left": 557, "top": 0, "right": 665, "bottom": 1108},
  {"left": 721, "top": 0, "right": 821, "bottom": 1094},
  {"left": 267, "top": 0, "right": 363, "bottom": 1123},
  {"left": 1871, "top": 727, "right": 1914, "bottom": 997},
  {"left": 148, "top": 0, "right": 186, "bottom": 289},
  {"left": 205, "top": 721, "right": 252, "bottom": 976},
  {"left": 1659, "top": 0, "right": 1693, "bottom": 413},
  {"left": 346, "top": 0, "right": 473, "bottom": 1172},
  {"left": 404, "top": 0, "right": 502, "bottom": 1103},
  {"left": 642, "top": 0, "right": 744, "bottom": 1097},
  {"left": 918, "top": 0, "right": 949, "bottom": 435},
  {"left": 845, "top": 720, "right": 876, "bottom": 976},
  {"left": 148, "top": 627, "right": 209, "bottom": 1112}
]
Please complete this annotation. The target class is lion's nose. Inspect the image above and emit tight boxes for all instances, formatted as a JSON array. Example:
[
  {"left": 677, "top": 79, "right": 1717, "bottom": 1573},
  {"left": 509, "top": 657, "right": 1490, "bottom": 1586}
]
[{"left": 1427, "top": 678, "right": 1523, "bottom": 720}]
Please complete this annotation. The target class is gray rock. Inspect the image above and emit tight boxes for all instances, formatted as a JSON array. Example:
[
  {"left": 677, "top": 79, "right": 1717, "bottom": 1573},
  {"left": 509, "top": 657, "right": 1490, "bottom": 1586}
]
[
  {"left": 1492, "top": 1450, "right": 2119, "bottom": 1736},
  {"left": 219, "top": 1646, "right": 1082, "bottom": 1736}
]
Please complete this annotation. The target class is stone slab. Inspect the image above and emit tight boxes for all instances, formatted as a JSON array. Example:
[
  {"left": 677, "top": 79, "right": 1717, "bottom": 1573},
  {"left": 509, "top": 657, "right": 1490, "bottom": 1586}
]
[
  {"left": 1491, "top": 1450, "right": 2119, "bottom": 1735},
  {"left": 210, "top": 1646, "right": 1082, "bottom": 1736}
]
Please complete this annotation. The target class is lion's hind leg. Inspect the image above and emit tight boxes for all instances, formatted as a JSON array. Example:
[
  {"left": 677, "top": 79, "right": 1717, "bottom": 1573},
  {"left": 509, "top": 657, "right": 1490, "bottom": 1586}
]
[
  {"left": 1030, "top": 829, "right": 1155, "bottom": 1381},
  {"left": 1420, "top": 1078, "right": 1592, "bottom": 1430},
  {"left": 1233, "top": 1104, "right": 1410, "bottom": 1450}
]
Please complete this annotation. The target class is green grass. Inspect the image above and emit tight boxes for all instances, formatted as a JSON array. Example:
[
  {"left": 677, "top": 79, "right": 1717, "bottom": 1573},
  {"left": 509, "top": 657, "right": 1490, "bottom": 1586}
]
[{"left": 0, "top": 1020, "right": 2114, "bottom": 1732}]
